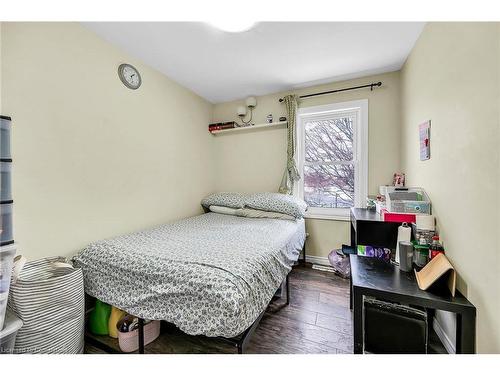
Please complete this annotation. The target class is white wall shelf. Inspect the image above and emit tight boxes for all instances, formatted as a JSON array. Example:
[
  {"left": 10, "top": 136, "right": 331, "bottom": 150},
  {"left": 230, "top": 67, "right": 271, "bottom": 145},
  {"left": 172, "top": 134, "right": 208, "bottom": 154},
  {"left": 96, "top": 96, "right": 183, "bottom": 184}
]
[{"left": 210, "top": 121, "right": 287, "bottom": 135}]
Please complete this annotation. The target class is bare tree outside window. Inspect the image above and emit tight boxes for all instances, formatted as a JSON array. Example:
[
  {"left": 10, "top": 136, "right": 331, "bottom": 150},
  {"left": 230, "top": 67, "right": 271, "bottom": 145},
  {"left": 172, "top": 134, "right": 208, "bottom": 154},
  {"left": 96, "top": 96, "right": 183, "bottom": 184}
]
[{"left": 303, "top": 116, "right": 355, "bottom": 208}]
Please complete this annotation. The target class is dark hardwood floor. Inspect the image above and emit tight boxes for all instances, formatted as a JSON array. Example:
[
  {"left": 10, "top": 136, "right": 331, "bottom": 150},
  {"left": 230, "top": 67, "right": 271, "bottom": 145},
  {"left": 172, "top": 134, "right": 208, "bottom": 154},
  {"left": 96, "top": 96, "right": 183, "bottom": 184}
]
[{"left": 85, "top": 265, "right": 353, "bottom": 354}]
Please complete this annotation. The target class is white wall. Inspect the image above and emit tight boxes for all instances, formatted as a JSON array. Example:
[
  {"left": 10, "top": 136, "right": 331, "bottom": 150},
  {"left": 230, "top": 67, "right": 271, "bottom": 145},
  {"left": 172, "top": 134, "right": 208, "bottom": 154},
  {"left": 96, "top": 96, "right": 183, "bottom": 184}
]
[
  {"left": 400, "top": 22, "right": 500, "bottom": 353},
  {"left": 1, "top": 22, "right": 215, "bottom": 259},
  {"left": 212, "top": 71, "right": 401, "bottom": 257}
]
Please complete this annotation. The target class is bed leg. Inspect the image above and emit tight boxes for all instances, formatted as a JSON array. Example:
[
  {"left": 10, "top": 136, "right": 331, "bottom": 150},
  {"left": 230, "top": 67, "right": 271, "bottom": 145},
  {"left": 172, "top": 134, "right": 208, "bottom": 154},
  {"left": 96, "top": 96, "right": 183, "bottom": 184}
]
[
  {"left": 138, "top": 318, "right": 145, "bottom": 354},
  {"left": 237, "top": 344, "right": 243, "bottom": 354},
  {"left": 286, "top": 273, "right": 290, "bottom": 306}
]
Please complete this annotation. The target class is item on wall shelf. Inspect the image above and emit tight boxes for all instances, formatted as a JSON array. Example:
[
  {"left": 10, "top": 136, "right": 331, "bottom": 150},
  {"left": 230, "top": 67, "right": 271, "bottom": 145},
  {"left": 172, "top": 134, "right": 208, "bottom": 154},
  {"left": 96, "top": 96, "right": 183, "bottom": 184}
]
[
  {"left": 419, "top": 120, "right": 431, "bottom": 161},
  {"left": 237, "top": 96, "right": 257, "bottom": 126},
  {"left": 415, "top": 253, "right": 456, "bottom": 297},
  {"left": 266, "top": 114, "right": 273, "bottom": 123},
  {"left": 279, "top": 116, "right": 286, "bottom": 122},
  {"left": 208, "top": 121, "right": 237, "bottom": 132},
  {"left": 395, "top": 222, "right": 412, "bottom": 264},
  {"left": 392, "top": 172, "right": 406, "bottom": 187}
]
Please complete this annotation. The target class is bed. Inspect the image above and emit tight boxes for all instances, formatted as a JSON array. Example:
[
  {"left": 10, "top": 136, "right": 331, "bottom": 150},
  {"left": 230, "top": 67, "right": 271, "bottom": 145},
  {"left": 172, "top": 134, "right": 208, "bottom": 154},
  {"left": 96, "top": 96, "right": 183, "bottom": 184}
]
[{"left": 73, "top": 211, "right": 306, "bottom": 344}]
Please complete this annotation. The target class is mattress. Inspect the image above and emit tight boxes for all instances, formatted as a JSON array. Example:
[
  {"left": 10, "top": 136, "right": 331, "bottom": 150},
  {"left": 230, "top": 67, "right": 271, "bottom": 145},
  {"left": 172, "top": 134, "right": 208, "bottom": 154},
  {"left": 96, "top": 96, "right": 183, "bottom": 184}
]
[{"left": 72, "top": 213, "right": 305, "bottom": 338}]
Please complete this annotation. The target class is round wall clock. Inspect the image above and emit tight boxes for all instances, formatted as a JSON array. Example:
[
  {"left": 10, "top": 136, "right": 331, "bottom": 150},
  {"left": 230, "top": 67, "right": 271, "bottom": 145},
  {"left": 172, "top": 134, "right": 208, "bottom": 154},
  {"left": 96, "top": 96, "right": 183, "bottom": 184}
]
[{"left": 118, "top": 63, "right": 142, "bottom": 90}]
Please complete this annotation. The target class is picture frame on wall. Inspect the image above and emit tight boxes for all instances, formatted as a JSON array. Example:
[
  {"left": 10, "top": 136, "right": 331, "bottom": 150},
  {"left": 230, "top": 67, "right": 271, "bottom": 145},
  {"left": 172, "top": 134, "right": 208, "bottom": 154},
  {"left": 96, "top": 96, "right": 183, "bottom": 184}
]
[{"left": 419, "top": 120, "right": 431, "bottom": 161}]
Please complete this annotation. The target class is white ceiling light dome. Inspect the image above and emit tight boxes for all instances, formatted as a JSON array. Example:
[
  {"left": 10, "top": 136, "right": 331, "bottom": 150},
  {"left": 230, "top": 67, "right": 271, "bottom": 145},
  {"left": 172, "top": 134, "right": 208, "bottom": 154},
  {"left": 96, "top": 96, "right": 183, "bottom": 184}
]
[{"left": 208, "top": 20, "right": 256, "bottom": 33}]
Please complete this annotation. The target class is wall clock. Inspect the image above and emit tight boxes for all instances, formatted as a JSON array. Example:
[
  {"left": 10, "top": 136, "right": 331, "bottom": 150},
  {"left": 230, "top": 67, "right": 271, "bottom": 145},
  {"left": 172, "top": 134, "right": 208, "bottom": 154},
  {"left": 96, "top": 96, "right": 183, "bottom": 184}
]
[{"left": 118, "top": 63, "right": 142, "bottom": 90}]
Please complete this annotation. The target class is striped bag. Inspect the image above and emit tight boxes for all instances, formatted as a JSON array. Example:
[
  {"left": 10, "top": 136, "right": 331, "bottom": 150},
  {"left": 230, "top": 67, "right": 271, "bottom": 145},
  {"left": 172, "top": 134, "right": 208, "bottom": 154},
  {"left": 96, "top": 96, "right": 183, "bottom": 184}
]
[{"left": 8, "top": 256, "right": 84, "bottom": 354}]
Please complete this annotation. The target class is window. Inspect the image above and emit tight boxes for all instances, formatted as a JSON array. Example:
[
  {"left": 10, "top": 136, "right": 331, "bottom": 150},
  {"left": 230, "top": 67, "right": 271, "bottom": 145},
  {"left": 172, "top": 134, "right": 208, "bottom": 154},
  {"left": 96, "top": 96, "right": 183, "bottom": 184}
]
[{"left": 295, "top": 100, "right": 368, "bottom": 220}]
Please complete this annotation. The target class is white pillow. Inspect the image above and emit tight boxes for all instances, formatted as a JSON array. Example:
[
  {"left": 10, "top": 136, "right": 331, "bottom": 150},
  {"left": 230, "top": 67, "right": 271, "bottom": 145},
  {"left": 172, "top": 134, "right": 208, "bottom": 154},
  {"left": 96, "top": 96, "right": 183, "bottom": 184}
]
[
  {"left": 236, "top": 208, "right": 296, "bottom": 221},
  {"left": 209, "top": 205, "right": 240, "bottom": 216},
  {"left": 201, "top": 192, "right": 247, "bottom": 209}
]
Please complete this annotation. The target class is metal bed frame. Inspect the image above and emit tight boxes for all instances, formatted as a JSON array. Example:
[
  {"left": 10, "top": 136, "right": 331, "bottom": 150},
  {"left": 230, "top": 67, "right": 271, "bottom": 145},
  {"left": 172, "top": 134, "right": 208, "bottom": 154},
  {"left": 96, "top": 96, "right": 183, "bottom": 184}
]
[
  {"left": 135, "top": 273, "right": 290, "bottom": 354},
  {"left": 85, "top": 241, "right": 305, "bottom": 354},
  {"left": 85, "top": 272, "right": 292, "bottom": 354}
]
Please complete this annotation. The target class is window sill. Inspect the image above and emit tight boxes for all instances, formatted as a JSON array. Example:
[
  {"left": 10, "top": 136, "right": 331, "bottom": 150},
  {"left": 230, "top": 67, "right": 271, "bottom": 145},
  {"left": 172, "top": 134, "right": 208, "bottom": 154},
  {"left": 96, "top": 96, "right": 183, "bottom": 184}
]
[{"left": 304, "top": 213, "right": 350, "bottom": 222}]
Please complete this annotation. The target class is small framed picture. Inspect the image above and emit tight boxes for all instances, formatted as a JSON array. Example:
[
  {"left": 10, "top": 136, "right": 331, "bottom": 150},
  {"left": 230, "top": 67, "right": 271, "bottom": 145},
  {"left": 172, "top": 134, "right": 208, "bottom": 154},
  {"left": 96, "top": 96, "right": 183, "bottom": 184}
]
[{"left": 419, "top": 120, "right": 431, "bottom": 161}]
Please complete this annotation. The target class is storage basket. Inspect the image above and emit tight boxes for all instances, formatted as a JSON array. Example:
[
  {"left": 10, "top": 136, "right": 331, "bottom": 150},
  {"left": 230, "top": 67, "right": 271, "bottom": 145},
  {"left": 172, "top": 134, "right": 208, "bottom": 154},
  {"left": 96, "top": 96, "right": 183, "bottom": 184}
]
[
  {"left": 385, "top": 187, "right": 431, "bottom": 214},
  {"left": 117, "top": 320, "right": 161, "bottom": 353},
  {"left": 0, "top": 244, "right": 16, "bottom": 330},
  {"left": 8, "top": 256, "right": 85, "bottom": 353}
]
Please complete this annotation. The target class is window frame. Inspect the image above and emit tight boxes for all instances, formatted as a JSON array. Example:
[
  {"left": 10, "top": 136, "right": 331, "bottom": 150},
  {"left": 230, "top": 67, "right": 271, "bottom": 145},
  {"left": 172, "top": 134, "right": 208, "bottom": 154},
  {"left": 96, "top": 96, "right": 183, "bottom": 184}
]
[{"left": 295, "top": 99, "right": 368, "bottom": 221}]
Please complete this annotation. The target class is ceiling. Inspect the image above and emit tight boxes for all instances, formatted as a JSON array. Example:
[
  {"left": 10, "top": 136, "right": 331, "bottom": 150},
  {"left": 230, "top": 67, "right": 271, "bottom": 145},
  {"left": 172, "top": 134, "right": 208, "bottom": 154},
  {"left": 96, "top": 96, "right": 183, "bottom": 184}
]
[{"left": 83, "top": 22, "right": 425, "bottom": 103}]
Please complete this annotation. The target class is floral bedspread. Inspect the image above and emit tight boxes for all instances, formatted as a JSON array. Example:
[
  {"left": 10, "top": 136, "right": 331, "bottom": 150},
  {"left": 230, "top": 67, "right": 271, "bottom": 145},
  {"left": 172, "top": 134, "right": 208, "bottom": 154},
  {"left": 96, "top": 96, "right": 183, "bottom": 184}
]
[{"left": 72, "top": 213, "right": 305, "bottom": 337}]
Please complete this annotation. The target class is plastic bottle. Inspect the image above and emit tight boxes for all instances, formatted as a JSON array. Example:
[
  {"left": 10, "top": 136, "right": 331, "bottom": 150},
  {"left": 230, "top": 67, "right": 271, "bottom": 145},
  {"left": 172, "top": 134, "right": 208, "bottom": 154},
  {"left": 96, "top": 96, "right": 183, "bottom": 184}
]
[
  {"left": 108, "top": 306, "right": 126, "bottom": 338},
  {"left": 429, "top": 235, "right": 445, "bottom": 260},
  {"left": 89, "top": 299, "right": 112, "bottom": 335}
]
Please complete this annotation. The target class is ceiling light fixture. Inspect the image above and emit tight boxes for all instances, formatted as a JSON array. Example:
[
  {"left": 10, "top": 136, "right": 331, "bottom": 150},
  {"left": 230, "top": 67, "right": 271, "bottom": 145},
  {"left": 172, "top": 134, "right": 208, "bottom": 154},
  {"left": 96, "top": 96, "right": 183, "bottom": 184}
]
[{"left": 208, "top": 21, "right": 256, "bottom": 33}]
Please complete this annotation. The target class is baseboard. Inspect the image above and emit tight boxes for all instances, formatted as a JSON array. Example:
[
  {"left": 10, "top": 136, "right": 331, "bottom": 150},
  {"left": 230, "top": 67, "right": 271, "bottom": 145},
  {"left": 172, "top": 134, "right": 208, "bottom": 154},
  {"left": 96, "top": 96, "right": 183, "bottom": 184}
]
[
  {"left": 305, "top": 255, "right": 330, "bottom": 266},
  {"left": 433, "top": 317, "right": 455, "bottom": 354}
]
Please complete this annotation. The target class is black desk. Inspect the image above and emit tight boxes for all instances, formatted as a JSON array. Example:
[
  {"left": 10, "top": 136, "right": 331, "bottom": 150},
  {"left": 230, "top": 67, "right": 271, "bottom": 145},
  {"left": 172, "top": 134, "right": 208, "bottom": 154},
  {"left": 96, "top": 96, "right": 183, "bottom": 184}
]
[
  {"left": 350, "top": 255, "right": 476, "bottom": 354},
  {"left": 350, "top": 208, "right": 400, "bottom": 249}
]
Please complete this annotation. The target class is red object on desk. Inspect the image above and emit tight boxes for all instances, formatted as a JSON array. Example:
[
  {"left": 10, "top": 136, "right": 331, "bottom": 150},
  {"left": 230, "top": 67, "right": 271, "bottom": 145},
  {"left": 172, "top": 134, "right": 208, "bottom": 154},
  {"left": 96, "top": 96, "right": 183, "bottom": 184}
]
[{"left": 381, "top": 209, "right": 416, "bottom": 223}]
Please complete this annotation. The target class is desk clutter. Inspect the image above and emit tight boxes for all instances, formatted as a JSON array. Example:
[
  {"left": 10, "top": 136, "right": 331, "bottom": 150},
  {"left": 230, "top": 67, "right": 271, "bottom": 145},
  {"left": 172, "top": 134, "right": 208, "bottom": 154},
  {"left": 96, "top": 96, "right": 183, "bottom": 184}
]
[
  {"left": 366, "top": 181, "right": 455, "bottom": 294},
  {"left": 356, "top": 182, "right": 457, "bottom": 301},
  {"left": 351, "top": 177, "right": 472, "bottom": 354}
]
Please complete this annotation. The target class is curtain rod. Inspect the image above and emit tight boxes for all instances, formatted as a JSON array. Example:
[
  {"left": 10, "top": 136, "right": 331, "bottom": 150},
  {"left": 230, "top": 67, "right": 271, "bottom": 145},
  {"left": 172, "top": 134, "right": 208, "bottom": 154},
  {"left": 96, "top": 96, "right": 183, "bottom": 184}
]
[{"left": 278, "top": 81, "right": 382, "bottom": 103}]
